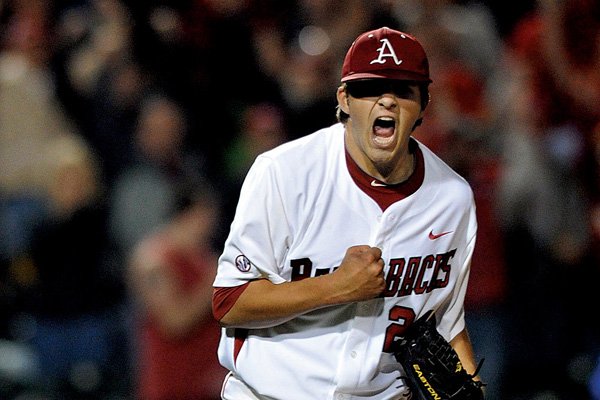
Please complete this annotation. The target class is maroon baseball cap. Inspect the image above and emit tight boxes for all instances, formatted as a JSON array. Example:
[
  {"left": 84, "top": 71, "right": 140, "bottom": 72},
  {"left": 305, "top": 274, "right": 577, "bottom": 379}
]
[{"left": 341, "top": 27, "right": 432, "bottom": 83}]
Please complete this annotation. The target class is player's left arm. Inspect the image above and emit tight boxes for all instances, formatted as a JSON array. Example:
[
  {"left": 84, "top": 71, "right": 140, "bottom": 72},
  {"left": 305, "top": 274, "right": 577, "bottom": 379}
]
[
  {"left": 449, "top": 328, "right": 481, "bottom": 379},
  {"left": 443, "top": 207, "right": 481, "bottom": 380}
]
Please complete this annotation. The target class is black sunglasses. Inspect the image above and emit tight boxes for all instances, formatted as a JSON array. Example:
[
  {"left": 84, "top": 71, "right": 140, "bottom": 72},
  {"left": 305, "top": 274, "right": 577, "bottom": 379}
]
[{"left": 345, "top": 80, "right": 418, "bottom": 99}]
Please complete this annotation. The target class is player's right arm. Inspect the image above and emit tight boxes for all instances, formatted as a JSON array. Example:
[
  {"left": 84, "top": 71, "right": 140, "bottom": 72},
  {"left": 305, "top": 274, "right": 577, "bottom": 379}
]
[
  {"left": 214, "top": 245, "right": 386, "bottom": 329},
  {"left": 213, "top": 154, "right": 385, "bottom": 328}
]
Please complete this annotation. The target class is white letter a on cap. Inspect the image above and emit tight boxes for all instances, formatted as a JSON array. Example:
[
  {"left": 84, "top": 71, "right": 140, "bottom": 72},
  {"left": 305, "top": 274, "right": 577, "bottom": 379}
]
[{"left": 370, "top": 38, "right": 402, "bottom": 65}]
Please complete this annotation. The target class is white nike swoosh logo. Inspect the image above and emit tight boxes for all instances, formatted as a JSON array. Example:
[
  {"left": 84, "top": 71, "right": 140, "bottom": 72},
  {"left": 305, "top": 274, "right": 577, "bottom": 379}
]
[{"left": 371, "top": 180, "right": 387, "bottom": 187}]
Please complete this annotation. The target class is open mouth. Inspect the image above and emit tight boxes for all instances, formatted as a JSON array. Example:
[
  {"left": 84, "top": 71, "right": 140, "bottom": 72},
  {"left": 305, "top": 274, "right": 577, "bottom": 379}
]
[{"left": 372, "top": 117, "right": 396, "bottom": 147}]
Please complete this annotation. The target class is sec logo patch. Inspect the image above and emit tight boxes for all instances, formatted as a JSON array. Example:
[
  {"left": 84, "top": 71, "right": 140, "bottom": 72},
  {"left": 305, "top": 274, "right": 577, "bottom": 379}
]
[{"left": 235, "top": 255, "right": 253, "bottom": 272}]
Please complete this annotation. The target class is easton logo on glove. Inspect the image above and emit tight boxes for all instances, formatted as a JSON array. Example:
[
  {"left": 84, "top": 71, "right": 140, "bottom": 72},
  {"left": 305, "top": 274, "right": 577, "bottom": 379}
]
[
  {"left": 411, "top": 363, "right": 442, "bottom": 398},
  {"left": 393, "top": 311, "right": 485, "bottom": 400}
]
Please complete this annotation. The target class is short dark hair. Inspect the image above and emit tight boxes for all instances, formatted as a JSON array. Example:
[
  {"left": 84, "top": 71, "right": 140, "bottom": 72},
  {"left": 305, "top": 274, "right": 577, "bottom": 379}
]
[{"left": 336, "top": 82, "right": 430, "bottom": 126}]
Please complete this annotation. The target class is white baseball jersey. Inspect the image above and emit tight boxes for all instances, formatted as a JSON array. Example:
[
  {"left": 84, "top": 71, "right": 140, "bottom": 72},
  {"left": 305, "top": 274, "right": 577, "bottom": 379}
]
[{"left": 213, "top": 122, "right": 477, "bottom": 400}]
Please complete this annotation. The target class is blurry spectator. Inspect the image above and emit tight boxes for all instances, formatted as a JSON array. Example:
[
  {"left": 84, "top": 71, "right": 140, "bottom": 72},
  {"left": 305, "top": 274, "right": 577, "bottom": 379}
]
[
  {"left": 539, "top": 0, "right": 600, "bottom": 125},
  {"left": 220, "top": 101, "right": 288, "bottom": 235},
  {"left": 51, "top": 0, "right": 149, "bottom": 187},
  {"left": 53, "top": 0, "right": 135, "bottom": 102},
  {"left": 109, "top": 94, "right": 207, "bottom": 258},
  {"left": 0, "top": 0, "right": 80, "bottom": 259},
  {"left": 85, "top": 56, "right": 149, "bottom": 186},
  {"left": 127, "top": 183, "right": 227, "bottom": 400},
  {"left": 14, "top": 134, "right": 127, "bottom": 398},
  {"left": 223, "top": 102, "right": 288, "bottom": 183}
]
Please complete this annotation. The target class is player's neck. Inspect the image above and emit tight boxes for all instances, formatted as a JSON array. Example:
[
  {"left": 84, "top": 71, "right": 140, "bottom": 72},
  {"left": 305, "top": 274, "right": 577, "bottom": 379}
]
[{"left": 383, "top": 150, "right": 415, "bottom": 185}]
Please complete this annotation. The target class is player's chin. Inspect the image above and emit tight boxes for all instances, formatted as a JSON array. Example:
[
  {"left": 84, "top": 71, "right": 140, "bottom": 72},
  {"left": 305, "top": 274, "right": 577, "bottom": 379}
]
[{"left": 366, "top": 147, "right": 397, "bottom": 167}]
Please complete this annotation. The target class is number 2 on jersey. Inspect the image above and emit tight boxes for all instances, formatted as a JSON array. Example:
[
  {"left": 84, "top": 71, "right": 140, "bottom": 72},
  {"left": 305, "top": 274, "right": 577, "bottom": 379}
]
[{"left": 383, "top": 306, "right": 416, "bottom": 353}]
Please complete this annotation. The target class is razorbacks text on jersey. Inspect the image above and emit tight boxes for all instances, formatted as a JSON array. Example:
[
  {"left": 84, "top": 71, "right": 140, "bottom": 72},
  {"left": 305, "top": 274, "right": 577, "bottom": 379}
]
[{"left": 213, "top": 122, "right": 477, "bottom": 400}]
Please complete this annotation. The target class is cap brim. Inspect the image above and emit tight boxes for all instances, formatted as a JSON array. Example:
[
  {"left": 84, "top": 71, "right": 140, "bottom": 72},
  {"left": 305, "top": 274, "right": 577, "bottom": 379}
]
[{"left": 341, "top": 71, "right": 432, "bottom": 83}]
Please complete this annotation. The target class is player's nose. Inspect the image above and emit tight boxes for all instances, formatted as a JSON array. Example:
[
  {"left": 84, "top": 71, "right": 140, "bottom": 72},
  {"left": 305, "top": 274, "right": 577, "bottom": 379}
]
[{"left": 377, "top": 94, "right": 397, "bottom": 110}]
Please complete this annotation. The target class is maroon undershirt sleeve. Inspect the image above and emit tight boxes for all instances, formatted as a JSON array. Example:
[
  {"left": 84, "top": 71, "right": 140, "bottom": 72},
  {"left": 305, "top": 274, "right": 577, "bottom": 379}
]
[{"left": 212, "top": 283, "right": 251, "bottom": 321}]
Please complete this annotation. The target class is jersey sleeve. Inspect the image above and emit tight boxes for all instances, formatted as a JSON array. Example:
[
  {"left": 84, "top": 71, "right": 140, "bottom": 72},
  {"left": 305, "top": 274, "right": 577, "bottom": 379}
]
[
  {"left": 436, "top": 192, "right": 478, "bottom": 342},
  {"left": 213, "top": 155, "right": 291, "bottom": 288}
]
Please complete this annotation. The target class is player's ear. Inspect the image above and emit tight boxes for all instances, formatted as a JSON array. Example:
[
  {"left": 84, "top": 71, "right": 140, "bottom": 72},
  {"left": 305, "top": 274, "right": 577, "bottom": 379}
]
[{"left": 336, "top": 85, "right": 350, "bottom": 114}]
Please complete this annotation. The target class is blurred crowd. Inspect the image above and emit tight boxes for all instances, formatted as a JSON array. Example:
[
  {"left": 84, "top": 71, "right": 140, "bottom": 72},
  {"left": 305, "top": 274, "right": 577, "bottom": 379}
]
[{"left": 0, "top": 0, "right": 599, "bottom": 399}]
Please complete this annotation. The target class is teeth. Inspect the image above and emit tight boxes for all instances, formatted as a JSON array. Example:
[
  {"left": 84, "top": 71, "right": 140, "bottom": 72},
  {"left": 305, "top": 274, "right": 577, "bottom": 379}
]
[{"left": 373, "top": 135, "right": 394, "bottom": 146}]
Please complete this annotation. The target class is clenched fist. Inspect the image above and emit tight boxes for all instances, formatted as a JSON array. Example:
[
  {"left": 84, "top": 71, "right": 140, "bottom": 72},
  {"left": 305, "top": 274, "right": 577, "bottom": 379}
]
[{"left": 329, "top": 245, "right": 386, "bottom": 304}]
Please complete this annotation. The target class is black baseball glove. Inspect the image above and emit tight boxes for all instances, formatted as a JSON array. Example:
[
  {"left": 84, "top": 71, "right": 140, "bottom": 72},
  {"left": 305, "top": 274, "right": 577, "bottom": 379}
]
[{"left": 393, "top": 311, "right": 485, "bottom": 400}]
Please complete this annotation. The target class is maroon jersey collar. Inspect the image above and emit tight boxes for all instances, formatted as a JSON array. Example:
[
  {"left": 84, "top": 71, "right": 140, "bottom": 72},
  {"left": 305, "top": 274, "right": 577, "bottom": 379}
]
[{"left": 345, "top": 138, "right": 424, "bottom": 211}]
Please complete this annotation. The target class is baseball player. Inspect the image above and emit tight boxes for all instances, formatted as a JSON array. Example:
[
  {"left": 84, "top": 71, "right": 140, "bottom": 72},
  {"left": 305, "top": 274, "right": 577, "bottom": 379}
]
[{"left": 212, "top": 26, "right": 481, "bottom": 399}]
